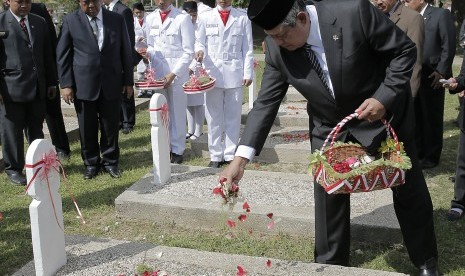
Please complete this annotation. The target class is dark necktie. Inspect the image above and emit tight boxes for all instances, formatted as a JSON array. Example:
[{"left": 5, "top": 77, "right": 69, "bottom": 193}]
[
  {"left": 160, "top": 10, "right": 171, "bottom": 23},
  {"left": 139, "top": 19, "right": 144, "bottom": 27},
  {"left": 19, "top": 18, "right": 30, "bottom": 43},
  {"left": 90, "top": 17, "right": 99, "bottom": 42},
  {"left": 219, "top": 10, "right": 229, "bottom": 26},
  {"left": 303, "top": 43, "right": 333, "bottom": 97}
]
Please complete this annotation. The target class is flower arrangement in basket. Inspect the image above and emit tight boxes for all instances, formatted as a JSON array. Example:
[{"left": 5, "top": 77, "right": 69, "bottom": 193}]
[
  {"left": 309, "top": 112, "right": 412, "bottom": 194},
  {"left": 183, "top": 63, "right": 215, "bottom": 94},
  {"left": 135, "top": 61, "right": 165, "bottom": 90}
]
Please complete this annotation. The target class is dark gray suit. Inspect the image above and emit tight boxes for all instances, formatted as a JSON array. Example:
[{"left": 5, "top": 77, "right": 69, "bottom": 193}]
[
  {"left": 0, "top": 10, "right": 56, "bottom": 174},
  {"left": 450, "top": 59, "right": 465, "bottom": 212},
  {"left": 110, "top": 0, "right": 137, "bottom": 131},
  {"left": 240, "top": 0, "right": 437, "bottom": 268},
  {"left": 414, "top": 5, "right": 455, "bottom": 166},
  {"left": 56, "top": 8, "right": 133, "bottom": 168}
]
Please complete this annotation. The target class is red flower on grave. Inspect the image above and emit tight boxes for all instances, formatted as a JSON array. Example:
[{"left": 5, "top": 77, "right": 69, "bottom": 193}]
[
  {"left": 266, "top": 213, "right": 273, "bottom": 219},
  {"left": 266, "top": 259, "right": 271, "bottom": 268},
  {"left": 238, "top": 214, "right": 247, "bottom": 222},
  {"left": 237, "top": 265, "right": 247, "bottom": 276},
  {"left": 267, "top": 220, "right": 275, "bottom": 229}
]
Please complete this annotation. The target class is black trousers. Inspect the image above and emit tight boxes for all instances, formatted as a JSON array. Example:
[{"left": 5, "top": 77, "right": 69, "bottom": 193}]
[
  {"left": 74, "top": 94, "right": 121, "bottom": 167},
  {"left": 0, "top": 99, "right": 46, "bottom": 174},
  {"left": 314, "top": 143, "right": 438, "bottom": 268},
  {"left": 45, "top": 90, "right": 70, "bottom": 154},
  {"left": 414, "top": 79, "right": 445, "bottom": 165},
  {"left": 452, "top": 129, "right": 465, "bottom": 211},
  {"left": 120, "top": 93, "right": 135, "bottom": 129}
]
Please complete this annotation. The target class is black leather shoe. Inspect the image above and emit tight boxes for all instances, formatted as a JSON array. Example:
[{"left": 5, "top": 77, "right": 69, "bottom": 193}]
[
  {"left": 83, "top": 166, "right": 100, "bottom": 180},
  {"left": 171, "top": 153, "right": 183, "bottom": 164},
  {"left": 103, "top": 166, "right": 121, "bottom": 178},
  {"left": 447, "top": 209, "right": 463, "bottom": 221},
  {"left": 7, "top": 172, "right": 27, "bottom": 186},
  {"left": 208, "top": 161, "right": 221, "bottom": 168},
  {"left": 121, "top": 127, "right": 133, "bottom": 134},
  {"left": 419, "top": 267, "right": 439, "bottom": 276}
]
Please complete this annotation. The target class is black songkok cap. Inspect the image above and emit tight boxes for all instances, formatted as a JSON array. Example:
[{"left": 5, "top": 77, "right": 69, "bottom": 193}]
[
  {"left": 183, "top": 1, "right": 198, "bottom": 12},
  {"left": 247, "top": 0, "right": 296, "bottom": 30}
]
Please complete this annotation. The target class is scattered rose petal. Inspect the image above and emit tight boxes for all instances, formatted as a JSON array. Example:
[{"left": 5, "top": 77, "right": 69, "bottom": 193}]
[
  {"left": 267, "top": 220, "right": 275, "bottom": 229},
  {"left": 237, "top": 265, "right": 247, "bottom": 276},
  {"left": 227, "top": 219, "right": 236, "bottom": 228},
  {"left": 242, "top": 201, "right": 251, "bottom": 212},
  {"left": 266, "top": 259, "right": 271, "bottom": 268},
  {"left": 231, "top": 184, "right": 239, "bottom": 192},
  {"left": 219, "top": 177, "right": 227, "bottom": 184},
  {"left": 238, "top": 214, "right": 247, "bottom": 222},
  {"left": 266, "top": 213, "right": 273, "bottom": 219}
]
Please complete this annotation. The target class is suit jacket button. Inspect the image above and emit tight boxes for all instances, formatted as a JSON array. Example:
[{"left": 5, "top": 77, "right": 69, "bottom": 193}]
[{"left": 32, "top": 67, "right": 36, "bottom": 71}]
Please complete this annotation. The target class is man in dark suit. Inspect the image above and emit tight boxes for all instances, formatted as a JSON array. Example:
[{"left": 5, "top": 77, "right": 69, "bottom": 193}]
[
  {"left": 28, "top": 2, "right": 71, "bottom": 161},
  {"left": 405, "top": 0, "right": 455, "bottom": 169},
  {"left": 56, "top": 0, "right": 134, "bottom": 179},
  {"left": 0, "top": 0, "right": 57, "bottom": 185},
  {"left": 443, "top": 61, "right": 465, "bottom": 221},
  {"left": 376, "top": 0, "right": 424, "bottom": 98},
  {"left": 103, "top": 0, "right": 137, "bottom": 134},
  {"left": 221, "top": 0, "right": 439, "bottom": 274}
]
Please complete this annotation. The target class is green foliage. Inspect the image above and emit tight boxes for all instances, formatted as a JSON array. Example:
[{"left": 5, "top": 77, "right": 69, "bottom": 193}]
[{"left": 232, "top": 0, "right": 249, "bottom": 8}]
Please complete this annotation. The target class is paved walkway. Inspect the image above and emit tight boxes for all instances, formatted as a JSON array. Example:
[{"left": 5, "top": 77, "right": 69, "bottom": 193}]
[{"left": 13, "top": 235, "right": 407, "bottom": 276}]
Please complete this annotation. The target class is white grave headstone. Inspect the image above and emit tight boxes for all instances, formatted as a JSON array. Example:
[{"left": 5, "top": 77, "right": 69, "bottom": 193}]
[
  {"left": 149, "top": 93, "right": 171, "bottom": 184},
  {"left": 25, "top": 139, "right": 67, "bottom": 276}
]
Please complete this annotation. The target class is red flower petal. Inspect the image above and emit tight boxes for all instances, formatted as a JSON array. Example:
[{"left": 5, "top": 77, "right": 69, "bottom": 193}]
[
  {"left": 242, "top": 201, "right": 250, "bottom": 210},
  {"left": 267, "top": 220, "right": 275, "bottom": 229},
  {"left": 266, "top": 213, "right": 273, "bottom": 219},
  {"left": 266, "top": 259, "right": 271, "bottom": 268},
  {"left": 238, "top": 214, "right": 247, "bottom": 222},
  {"left": 231, "top": 184, "right": 239, "bottom": 192},
  {"left": 212, "top": 187, "right": 222, "bottom": 195},
  {"left": 227, "top": 219, "right": 236, "bottom": 228},
  {"left": 219, "top": 177, "right": 227, "bottom": 184},
  {"left": 0, "top": 212, "right": 3, "bottom": 221},
  {"left": 237, "top": 265, "right": 247, "bottom": 276}
]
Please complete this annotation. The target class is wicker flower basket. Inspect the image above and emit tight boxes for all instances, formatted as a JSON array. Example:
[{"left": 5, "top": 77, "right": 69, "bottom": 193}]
[{"left": 310, "top": 113, "right": 412, "bottom": 194}]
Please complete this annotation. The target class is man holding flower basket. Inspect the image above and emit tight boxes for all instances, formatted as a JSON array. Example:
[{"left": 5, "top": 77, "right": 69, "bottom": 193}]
[{"left": 220, "top": 0, "right": 439, "bottom": 275}]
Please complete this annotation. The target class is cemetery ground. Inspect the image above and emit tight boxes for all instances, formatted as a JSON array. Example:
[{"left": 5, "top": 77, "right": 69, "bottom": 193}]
[{"left": 1, "top": 64, "right": 465, "bottom": 275}]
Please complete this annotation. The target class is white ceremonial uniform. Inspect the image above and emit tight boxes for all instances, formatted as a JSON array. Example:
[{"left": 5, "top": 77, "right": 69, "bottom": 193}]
[
  {"left": 145, "top": 6, "right": 195, "bottom": 156},
  {"left": 196, "top": 6, "right": 253, "bottom": 162},
  {"left": 134, "top": 15, "right": 147, "bottom": 79}
]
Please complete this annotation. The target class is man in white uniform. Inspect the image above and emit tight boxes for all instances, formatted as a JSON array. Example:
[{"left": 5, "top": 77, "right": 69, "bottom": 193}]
[
  {"left": 195, "top": 0, "right": 254, "bottom": 168},
  {"left": 133, "top": 2, "right": 150, "bottom": 98},
  {"left": 145, "top": 0, "right": 194, "bottom": 164},
  {"left": 193, "top": 0, "right": 212, "bottom": 14}
]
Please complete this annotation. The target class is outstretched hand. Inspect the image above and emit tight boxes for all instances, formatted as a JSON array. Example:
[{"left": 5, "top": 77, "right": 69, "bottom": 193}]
[
  {"left": 355, "top": 98, "right": 386, "bottom": 122},
  {"left": 219, "top": 157, "right": 248, "bottom": 189}
]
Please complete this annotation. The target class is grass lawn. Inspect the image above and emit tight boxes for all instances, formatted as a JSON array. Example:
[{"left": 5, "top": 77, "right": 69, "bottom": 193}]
[{"left": 1, "top": 63, "right": 465, "bottom": 275}]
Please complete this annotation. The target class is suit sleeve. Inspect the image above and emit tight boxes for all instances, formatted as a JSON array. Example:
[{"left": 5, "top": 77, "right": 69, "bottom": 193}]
[
  {"left": 194, "top": 17, "right": 206, "bottom": 53},
  {"left": 406, "top": 13, "right": 424, "bottom": 98},
  {"left": 56, "top": 15, "right": 75, "bottom": 89},
  {"left": 171, "top": 15, "right": 194, "bottom": 77},
  {"left": 121, "top": 6, "right": 139, "bottom": 65},
  {"left": 42, "top": 21, "right": 57, "bottom": 87},
  {"left": 239, "top": 37, "right": 289, "bottom": 155},
  {"left": 357, "top": 0, "right": 416, "bottom": 112},
  {"left": 120, "top": 16, "right": 134, "bottom": 86},
  {"left": 435, "top": 9, "right": 456, "bottom": 78},
  {"left": 454, "top": 58, "right": 465, "bottom": 92}
]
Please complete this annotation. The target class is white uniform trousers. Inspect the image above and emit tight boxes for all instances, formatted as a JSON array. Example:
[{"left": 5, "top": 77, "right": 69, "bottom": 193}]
[
  {"left": 163, "top": 81, "right": 187, "bottom": 155},
  {"left": 205, "top": 87, "right": 243, "bottom": 162}
]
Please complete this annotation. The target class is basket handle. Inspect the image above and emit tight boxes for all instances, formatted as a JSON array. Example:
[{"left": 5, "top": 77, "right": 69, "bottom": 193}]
[{"left": 320, "top": 112, "right": 401, "bottom": 163}]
